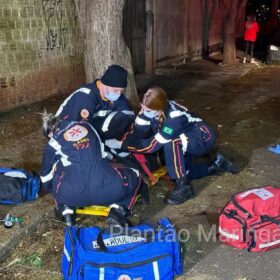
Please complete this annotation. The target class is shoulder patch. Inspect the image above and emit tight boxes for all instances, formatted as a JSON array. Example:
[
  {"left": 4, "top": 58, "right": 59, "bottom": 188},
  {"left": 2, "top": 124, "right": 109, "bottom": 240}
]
[
  {"left": 162, "top": 126, "right": 174, "bottom": 135},
  {"left": 64, "top": 125, "right": 88, "bottom": 142}
]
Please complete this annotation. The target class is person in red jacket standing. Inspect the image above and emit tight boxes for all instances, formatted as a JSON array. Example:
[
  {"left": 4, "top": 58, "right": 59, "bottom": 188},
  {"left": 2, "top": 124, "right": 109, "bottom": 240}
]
[{"left": 243, "top": 14, "right": 259, "bottom": 64}]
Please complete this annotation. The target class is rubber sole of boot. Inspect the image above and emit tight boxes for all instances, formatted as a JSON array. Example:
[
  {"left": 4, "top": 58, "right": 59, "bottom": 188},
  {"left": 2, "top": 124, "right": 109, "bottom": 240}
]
[
  {"left": 225, "top": 161, "right": 238, "bottom": 174},
  {"left": 165, "top": 192, "right": 195, "bottom": 205}
]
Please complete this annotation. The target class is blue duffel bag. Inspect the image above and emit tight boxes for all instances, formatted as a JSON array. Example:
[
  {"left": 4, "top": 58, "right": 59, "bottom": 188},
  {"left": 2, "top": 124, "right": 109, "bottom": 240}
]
[
  {"left": 0, "top": 167, "right": 41, "bottom": 204},
  {"left": 62, "top": 218, "right": 183, "bottom": 279}
]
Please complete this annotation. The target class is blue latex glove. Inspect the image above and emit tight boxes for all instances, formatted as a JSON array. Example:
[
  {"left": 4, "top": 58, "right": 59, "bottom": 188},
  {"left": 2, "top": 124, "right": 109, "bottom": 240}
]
[{"left": 268, "top": 144, "right": 280, "bottom": 155}]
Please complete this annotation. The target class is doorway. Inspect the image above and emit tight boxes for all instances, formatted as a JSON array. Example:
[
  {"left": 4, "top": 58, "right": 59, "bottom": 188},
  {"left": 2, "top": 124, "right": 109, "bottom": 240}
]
[{"left": 123, "top": 0, "right": 146, "bottom": 74}]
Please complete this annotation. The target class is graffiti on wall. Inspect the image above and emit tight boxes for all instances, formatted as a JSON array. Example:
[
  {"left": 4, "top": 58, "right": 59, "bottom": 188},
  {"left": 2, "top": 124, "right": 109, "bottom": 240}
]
[
  {"left": 0, "top": 77, "right": 16, "bottom": 89},
  {"left": 42, "top": 0, "right": 68, "bottom": 50}
]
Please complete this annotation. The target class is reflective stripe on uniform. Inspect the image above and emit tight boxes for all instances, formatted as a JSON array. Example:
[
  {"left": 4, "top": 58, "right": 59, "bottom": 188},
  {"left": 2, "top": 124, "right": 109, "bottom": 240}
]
[
  {"left": 55, "top": 87, "right": 91, "bottom": 116},
  {"left": 40, "top": 161, "right": 58, "bottom": 183},
  {"left": 49, "top": 138, "right": 71, "bottom": 167},
  {"left": 40, "top": 171, "right": 54, "bottom": 183},
  {"left": 155, "top": 132, "right": 171, "bottom": 144},
  {"left": 122, "top": 110, "right": 135, "bottom": 115},
  {"left": 102, "top": 111, "right": 118, "bottom": 132},
  {"left": 93, "top": 110, "right": 111, "bottom": 118},
  {"left": 86, "top": 123, "right": 107, "bottom": 158},
  {"left": 170, "top": 100, "right": 189, "bottom": 112},
  {"left": 170, "top": 110, "right": 184, "bottom": 118},
  {"left": 170, "top": 110, "right": 202, "bottom": 122},
  {"left": 179, "top": 133, "right": 188, "bottom": 153},
  {"left": 130, "top": 168, "right": 140, "bottom": 177},
  {"left": 135, "top": 116, "right": 151, "bottom": 126},
  {"left": 110, "top": 148, "right": 130, "bottom": 158}
]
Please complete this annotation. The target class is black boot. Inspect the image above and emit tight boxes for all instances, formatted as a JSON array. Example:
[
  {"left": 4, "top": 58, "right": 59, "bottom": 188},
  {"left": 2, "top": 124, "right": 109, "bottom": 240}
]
[
  {"left": 208, "top": 152, "right": 238, "bottom": 175},
  {"left": 106, "top": 204, "right": 131, "bottom": 228},
  {"left": 61, "top": 205, "right": 75, "bottom": 226},
  {"left": 165, "top": 176, "right": 194, "bottom": 205}
]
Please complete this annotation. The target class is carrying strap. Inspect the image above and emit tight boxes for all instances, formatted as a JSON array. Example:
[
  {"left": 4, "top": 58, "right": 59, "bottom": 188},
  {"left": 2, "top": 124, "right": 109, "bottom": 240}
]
[{"left": 132, "top": 153, "right": 157, "bottom": 183}]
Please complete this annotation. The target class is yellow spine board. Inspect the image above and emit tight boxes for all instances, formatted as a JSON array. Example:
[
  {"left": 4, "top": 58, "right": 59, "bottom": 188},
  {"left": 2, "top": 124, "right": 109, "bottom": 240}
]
[{"left": 76, "top": 167, "right": 167, "bottom": 217}]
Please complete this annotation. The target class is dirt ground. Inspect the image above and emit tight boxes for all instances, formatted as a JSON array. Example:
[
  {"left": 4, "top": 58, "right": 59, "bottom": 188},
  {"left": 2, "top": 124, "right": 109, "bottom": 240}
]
[{"left": 0, "top": 61, "right": 280, "bottom": 279}]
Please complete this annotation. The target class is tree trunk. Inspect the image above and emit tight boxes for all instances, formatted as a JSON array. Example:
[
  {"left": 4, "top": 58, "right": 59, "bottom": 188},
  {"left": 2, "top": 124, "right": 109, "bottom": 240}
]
[
  {"left": 74, "top": 0, "right": 139, "bottom": 110},
  {"left": 201, "top": 0, "right": 218, "bottom": 59},
  {"left": 219, "top": 0, "right": 248, "bottom": 64},
  {"left": 223, "top": 2, "right": 238, "bottom": 64},
  {"left": 223, "top": 30, "right": 237, "bottom": 64}
]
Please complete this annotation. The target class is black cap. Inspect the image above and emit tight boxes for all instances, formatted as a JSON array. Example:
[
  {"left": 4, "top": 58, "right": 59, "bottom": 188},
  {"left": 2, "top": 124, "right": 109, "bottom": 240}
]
[{"left": 101, "top": 65, "right": 128, "bottom": 88}]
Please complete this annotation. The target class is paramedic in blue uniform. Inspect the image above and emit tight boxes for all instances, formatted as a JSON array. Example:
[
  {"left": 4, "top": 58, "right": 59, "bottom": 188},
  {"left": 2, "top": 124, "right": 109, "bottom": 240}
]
[
  {"left": 40, "top": 112, "right": 142, "bottom": 223},
  {"left": 55, "top": 64, "right": 135, "bottom": 140},
  {"left": 105, "top": 86, "right": 237, "bottom": 205}
]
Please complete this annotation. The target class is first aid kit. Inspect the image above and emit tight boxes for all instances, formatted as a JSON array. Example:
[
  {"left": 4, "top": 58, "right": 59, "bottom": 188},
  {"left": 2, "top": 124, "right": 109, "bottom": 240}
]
[
  {"left": 62, "top": 218, "right": 183, "bottom": 279},
  {"left": 218, "top": 186, "right": 280, "bottom": 252},
  {"left": 0, "top": 168, "right": 41, "bottom": 204}
]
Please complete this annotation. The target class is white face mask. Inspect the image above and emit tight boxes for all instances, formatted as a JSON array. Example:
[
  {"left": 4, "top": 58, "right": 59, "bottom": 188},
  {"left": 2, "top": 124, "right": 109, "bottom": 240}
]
[
  {"left": 104, "top": 91, "right": 121, "bottom": 101},
  {"left": 143, "top": 110, "right": 159, "bottom": 119}
]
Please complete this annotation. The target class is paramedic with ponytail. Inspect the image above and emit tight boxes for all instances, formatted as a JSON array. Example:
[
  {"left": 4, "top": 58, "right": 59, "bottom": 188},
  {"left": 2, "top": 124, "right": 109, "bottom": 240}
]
[
  {"left": 40, "top": 112, "right": 144, "bottom": 225},
  {"left": 105, "top": 87, "right": 237, "bottom": 205},
  {"left": 55, "top": 64, "right": 135, "bottom": 141}
]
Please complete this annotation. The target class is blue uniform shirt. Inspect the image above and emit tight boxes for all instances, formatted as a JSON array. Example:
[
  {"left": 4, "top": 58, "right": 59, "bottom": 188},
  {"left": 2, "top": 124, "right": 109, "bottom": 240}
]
[
  {"left": 40, "top": 120, "right": 108, "bottom": 191},
  {"left": 55, "top": 80, "right": 135, "bottom": 139},
  {"left": 40, "top": 120, "right": 141, "bottom": 207},
  {"left": 122, "top": 100, "right": 202, "bottom": 153}
]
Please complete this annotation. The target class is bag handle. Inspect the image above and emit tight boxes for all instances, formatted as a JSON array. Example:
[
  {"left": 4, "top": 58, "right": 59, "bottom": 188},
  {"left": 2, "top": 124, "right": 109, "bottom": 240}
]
[
  {"left": 260, "top": 215, "right": 280, "bottom": 225},
  {"left": 96, "top": 228, "right": 108, "bottom": 252}
]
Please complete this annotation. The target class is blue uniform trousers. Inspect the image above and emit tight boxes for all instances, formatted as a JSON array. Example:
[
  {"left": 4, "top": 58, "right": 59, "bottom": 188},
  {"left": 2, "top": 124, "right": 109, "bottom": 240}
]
[
  {"left": 52, "top": 163, "right": 140, "bottom": 209},
  {"left": 164, "top": 122, "right": 216, "bottom": 180}
]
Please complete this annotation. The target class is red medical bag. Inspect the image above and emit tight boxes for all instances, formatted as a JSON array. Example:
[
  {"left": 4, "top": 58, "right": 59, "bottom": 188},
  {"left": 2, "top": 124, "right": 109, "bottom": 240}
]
[{"left": 218, "top": 186, "right": 280, "bottom": 252}]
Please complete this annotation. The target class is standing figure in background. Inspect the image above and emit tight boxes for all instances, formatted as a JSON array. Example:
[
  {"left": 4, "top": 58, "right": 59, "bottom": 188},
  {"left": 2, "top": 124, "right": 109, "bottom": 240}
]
[{"left": 243, "top": 14, "right": 259, "bottom": 64}]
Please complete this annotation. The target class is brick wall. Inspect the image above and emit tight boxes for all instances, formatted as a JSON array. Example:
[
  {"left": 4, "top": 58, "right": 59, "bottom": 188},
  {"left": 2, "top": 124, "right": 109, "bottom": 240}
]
[{"left": 0, "top": 0, "right": 85, "bottom": 112}]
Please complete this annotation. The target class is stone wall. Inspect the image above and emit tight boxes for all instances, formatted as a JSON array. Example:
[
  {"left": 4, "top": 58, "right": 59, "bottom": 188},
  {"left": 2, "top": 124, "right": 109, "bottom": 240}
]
[{"left": 0, "top": 0, "right": 85, "bottom": 112}]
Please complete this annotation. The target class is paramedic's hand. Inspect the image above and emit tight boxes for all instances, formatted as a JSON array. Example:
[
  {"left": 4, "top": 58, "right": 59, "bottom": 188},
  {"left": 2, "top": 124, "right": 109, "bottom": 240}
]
[{"left": 105, "top": 139, "right": 122, "bottom": 149}]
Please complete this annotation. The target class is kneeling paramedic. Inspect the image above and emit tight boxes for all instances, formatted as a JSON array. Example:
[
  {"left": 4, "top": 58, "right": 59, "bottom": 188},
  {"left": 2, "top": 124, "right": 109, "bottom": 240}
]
[
  {"left": 105, "top": 87, "right": 237, "bottom": 205},
  {"left": 55, "top": 64, "right": 135, "bottom": 141},
  {"left": 40, "top": 112, "right": 145, "bottom": 225}
]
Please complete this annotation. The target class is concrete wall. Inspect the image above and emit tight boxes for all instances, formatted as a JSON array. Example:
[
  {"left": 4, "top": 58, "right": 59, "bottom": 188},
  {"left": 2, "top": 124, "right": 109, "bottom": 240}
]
[
  {"left": 154, "top": 0, "right": 187, "bottom": 63},
  {"left": 154, "top": 0, "right": 223, "bottom": 67},
  {"left": 0, "top": 0, "right": 85, "bottom": 112}
]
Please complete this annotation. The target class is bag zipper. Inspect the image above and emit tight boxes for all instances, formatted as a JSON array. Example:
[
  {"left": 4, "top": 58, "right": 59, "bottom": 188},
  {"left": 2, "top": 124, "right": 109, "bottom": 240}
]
[
  {"left": 250, "top": 215, "right": 280, "bottom": 228},
  {"left": 230, "top": 186, "right": 279, "bottom": 219},
  {"left": 67, "top": 227, "right": 75, "bottom": 277},
  {"left": 80, "top": 253, "right": 172, "bottom": 277}
]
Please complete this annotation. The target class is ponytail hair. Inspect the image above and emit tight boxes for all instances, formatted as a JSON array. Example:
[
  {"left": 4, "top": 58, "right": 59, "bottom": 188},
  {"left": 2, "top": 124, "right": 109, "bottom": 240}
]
[{"left": 40, "top": 110, "right": 61, "bottom": 138}]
